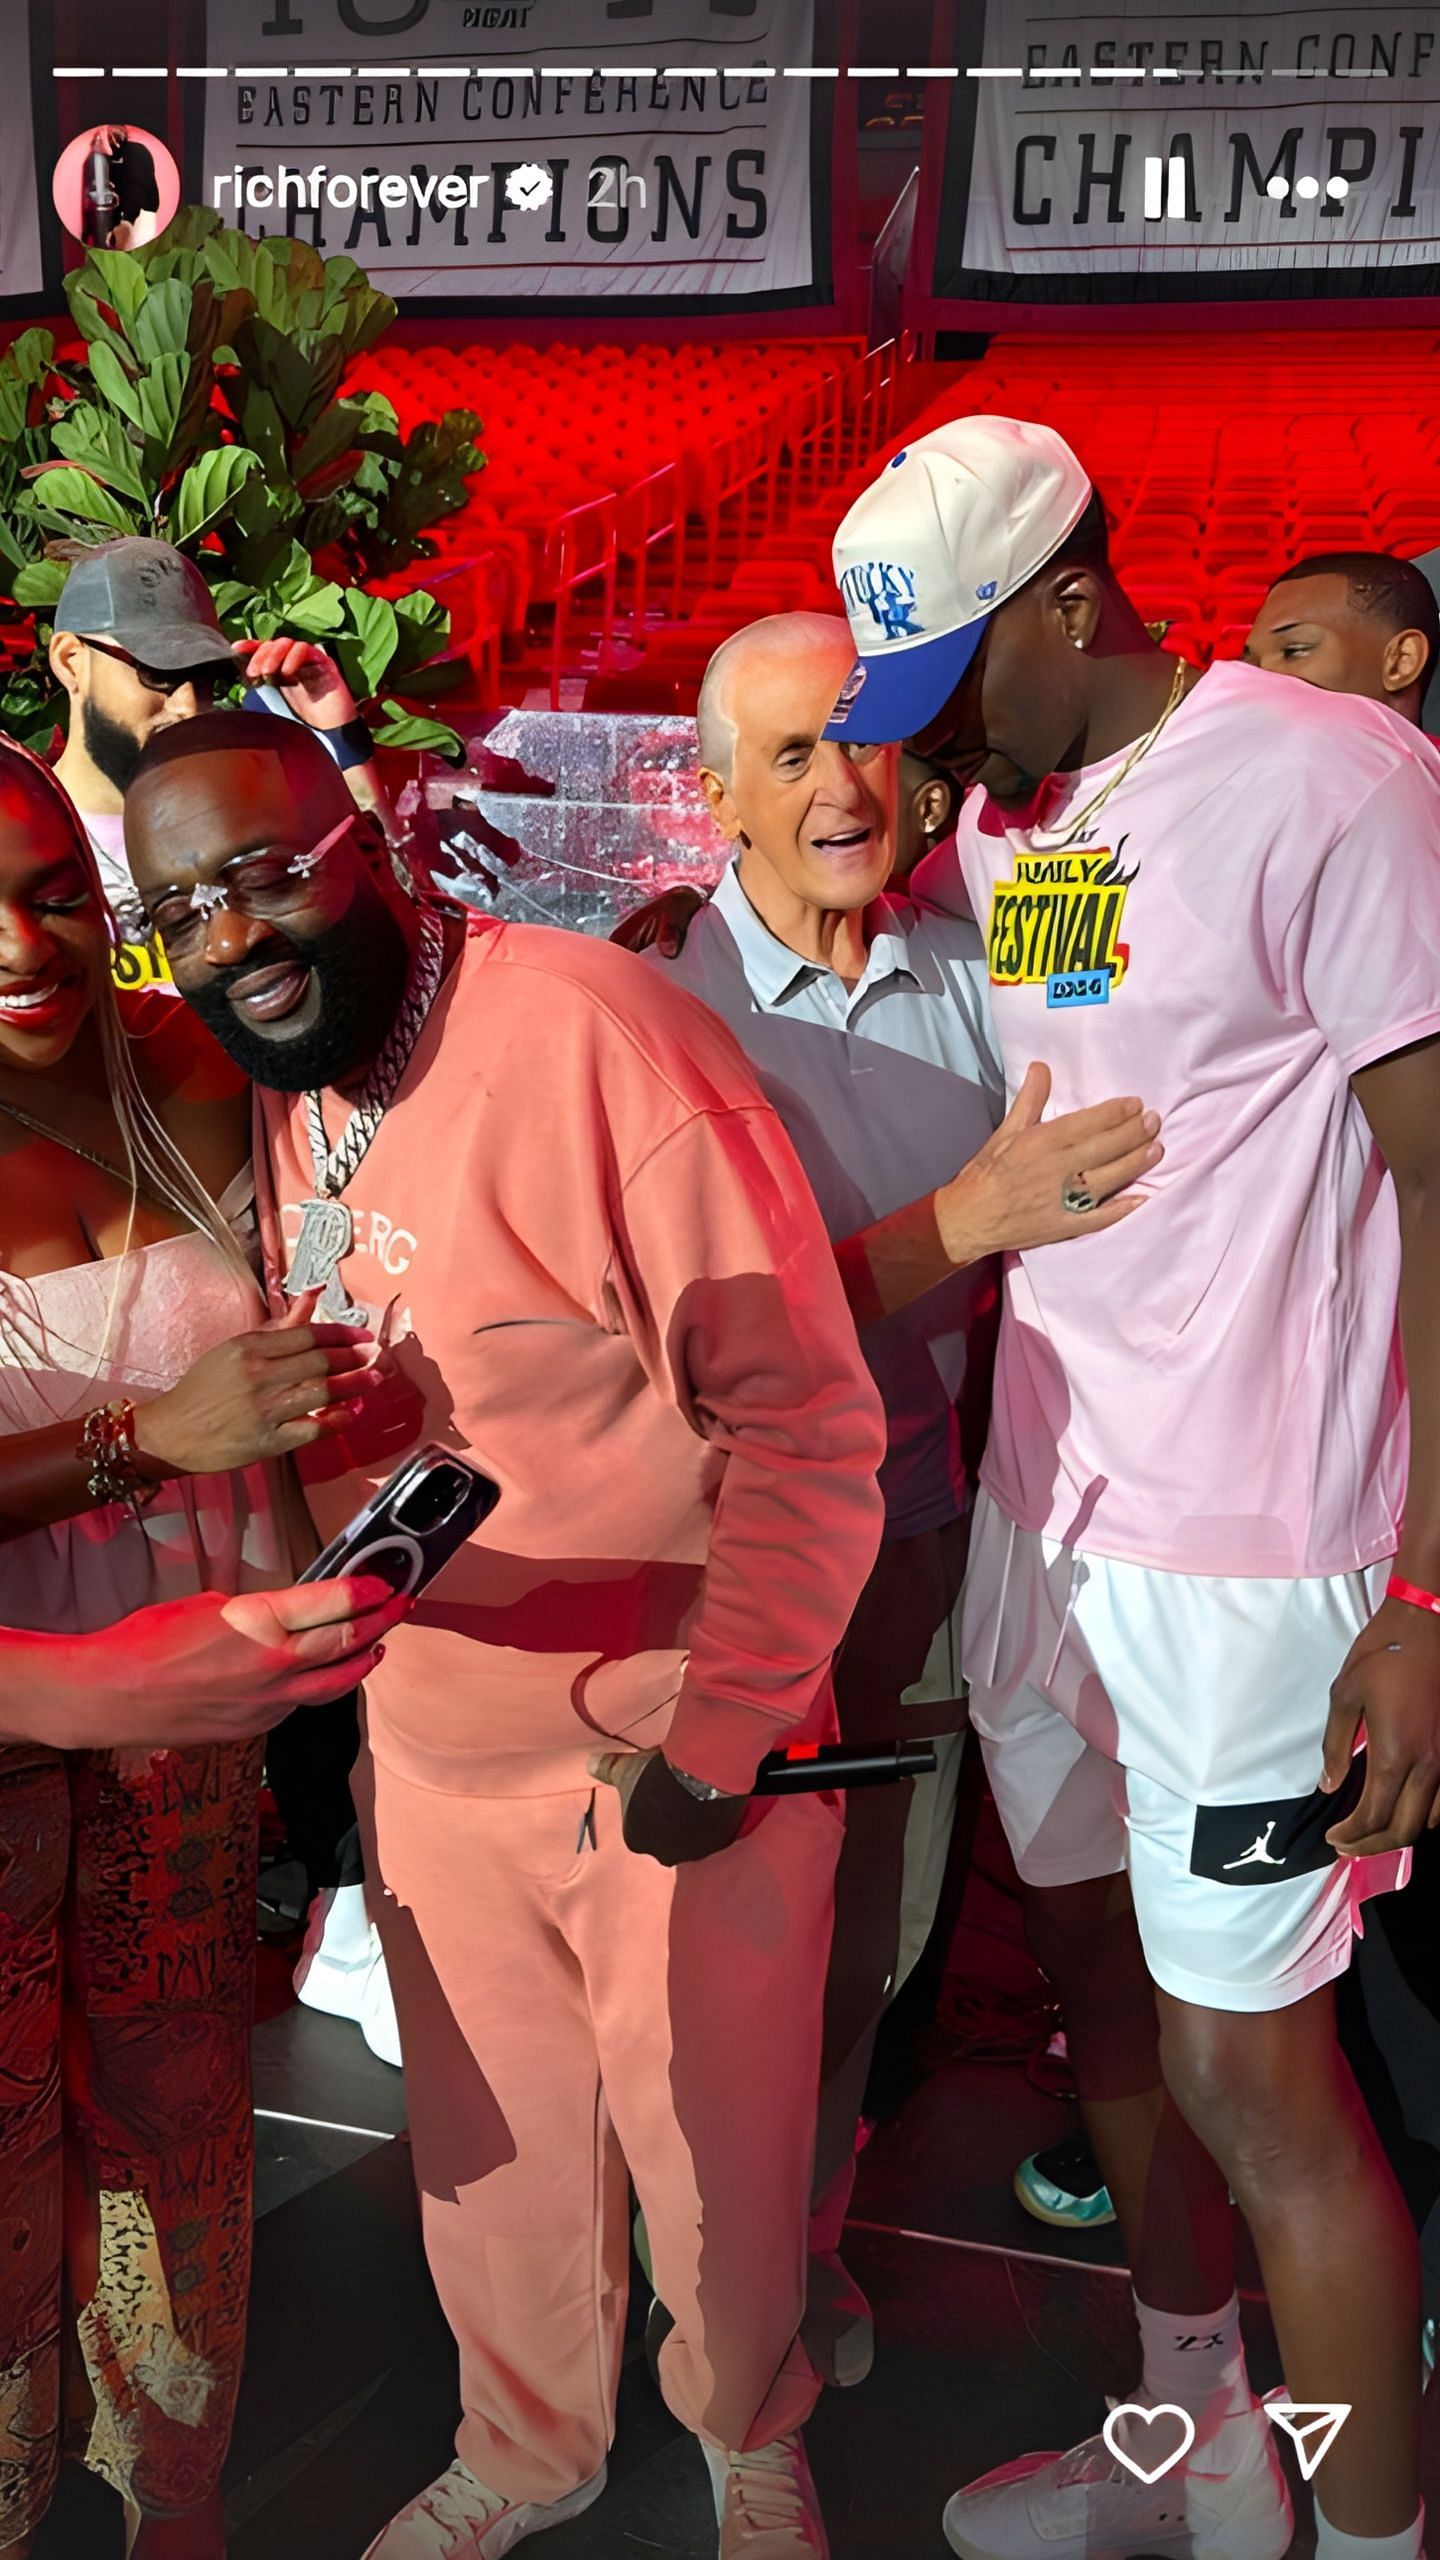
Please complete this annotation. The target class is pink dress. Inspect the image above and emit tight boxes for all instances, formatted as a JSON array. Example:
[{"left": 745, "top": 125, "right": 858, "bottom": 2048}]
[
  {"left": 0, "top": 1179, "right": 291, "bottom": 1629},
  {"left": 0, "top": 1190, "right": 292, "bottom": 2535}
]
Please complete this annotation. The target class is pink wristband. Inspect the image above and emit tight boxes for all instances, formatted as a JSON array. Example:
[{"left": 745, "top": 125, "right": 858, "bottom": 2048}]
[{"left": 1386, "top": 1573, "right": 1440, "bottom": 1618}]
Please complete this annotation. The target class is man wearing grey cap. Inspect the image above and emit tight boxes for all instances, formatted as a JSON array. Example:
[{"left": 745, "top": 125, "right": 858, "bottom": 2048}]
[
  {"left": 824, "top": 417, "right": 1440, "bottom": 2560},
  {"left": 48, "top": 536, "right": 384, "bottom": 953}
]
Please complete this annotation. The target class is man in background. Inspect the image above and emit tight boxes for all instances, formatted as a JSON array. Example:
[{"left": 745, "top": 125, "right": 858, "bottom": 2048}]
[
  {"left": 1245, "top": 550, "right": 1439, "bottom": 726},
  {"left": 648, "top": 608, "right": 1161, "bottom": 2389},
  {"left": 612, "top": 738, "right": 959, "bottom": 962},
  {"left": 1246, "top": 543, "right": 1440, "bottom": 2366},
  {"left": 48, "top": 537, "right": 385, "bottom": 952}
]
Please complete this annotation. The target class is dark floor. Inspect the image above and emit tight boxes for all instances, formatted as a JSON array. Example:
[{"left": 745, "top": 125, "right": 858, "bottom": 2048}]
[{"left": 32, "top": 1896, "right": 1440, "bottom": 2560}]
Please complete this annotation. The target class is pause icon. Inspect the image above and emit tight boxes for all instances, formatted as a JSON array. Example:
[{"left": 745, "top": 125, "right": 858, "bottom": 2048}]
[{"left": 1144, "top": 155, "right": 1190, "bottom": 219}]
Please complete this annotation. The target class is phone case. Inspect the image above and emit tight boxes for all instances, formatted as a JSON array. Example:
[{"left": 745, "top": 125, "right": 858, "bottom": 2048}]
[{"left": 299, "top": 1445, "right": 499, "bottom": 1599}]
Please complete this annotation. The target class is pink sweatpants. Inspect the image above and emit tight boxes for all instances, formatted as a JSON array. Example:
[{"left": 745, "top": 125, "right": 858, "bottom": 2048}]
[{"left": 354, "top": 1747, "right": 841, "bottom": 2507}]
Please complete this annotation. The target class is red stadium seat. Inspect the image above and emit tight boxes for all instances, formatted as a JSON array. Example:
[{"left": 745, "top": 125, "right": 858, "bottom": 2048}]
[{"left": 348, "top": 324, "right": 1438, "bottom": 713}]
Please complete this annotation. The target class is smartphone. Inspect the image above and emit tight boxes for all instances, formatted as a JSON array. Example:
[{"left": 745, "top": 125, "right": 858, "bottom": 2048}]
[{"left": 298, "top": 1447, "right": 499, "bottom": 1599}]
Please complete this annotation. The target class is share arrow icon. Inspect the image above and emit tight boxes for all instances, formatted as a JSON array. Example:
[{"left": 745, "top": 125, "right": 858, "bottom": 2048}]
[{"left": 1263, "top": 2401, "right": 1352, "bottom": 2481}]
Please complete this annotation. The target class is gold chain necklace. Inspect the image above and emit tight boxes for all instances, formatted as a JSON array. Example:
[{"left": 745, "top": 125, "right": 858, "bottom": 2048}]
[{"left": 1031, "top": 655, "right": 1191, "bottom": 851}]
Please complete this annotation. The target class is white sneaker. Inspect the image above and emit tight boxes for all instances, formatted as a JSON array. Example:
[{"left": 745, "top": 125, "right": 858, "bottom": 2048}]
[
  {"left": 294, "top": 1884, "right": 376, "bottom": 2023},
  {"left": 703, "top": 2433, "right": 830, "bottom": 2556},
  {"left": 294, "top": 1887, "right": 403, "bottom": 2067},
  {"left": 362, "top": 2457, "right": 607, "bottom": 2557},
  {"left": 942, "top": 2400, "right": 1292, "bottom": 2560}
]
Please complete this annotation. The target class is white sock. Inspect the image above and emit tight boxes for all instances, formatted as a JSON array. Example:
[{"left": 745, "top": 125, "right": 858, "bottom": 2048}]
[
  {"left": 1315, "top": 2504, "right": 1424, "bottom": 2560},
  {"left": 1133, "top": 2293, "right": 1256, "bottom": 2475},
  {"left": 317, "top": 1882, "right": 373, "bottom": 1964}
]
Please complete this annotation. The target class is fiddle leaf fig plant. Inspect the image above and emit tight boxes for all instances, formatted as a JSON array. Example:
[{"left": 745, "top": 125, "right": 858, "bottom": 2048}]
[{"left": 0, "top": 206, "right": 484, "bottom": 755}]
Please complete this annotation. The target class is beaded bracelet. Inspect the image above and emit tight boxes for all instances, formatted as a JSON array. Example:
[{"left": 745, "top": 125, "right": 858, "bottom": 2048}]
[{"left": 77, "top": 1401, "right": 162, "bottom": 1512}]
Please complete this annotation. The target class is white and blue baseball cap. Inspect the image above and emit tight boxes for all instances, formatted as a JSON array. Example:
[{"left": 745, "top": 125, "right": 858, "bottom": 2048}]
[{"left": 824, "top": 417, "right": 1093, "bottom": 744}]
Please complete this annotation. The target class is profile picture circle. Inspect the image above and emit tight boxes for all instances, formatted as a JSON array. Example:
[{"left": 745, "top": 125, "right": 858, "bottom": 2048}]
[{"left": 53, "top": 124, "right": 180, "bottom": 253}]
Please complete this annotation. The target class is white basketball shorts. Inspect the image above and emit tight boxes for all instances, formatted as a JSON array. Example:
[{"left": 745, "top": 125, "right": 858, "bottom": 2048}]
[{"left": 961, "top": 1490, "right": 1410, "bottom": 2013}]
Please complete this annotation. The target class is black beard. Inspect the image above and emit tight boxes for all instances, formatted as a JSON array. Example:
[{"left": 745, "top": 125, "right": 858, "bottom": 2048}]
[
  {"left": 81, "top": 697, "right": 145, "bottom": 793},
  {"left": 181, "top": 900, "right": 413, "bottom": 1094}
]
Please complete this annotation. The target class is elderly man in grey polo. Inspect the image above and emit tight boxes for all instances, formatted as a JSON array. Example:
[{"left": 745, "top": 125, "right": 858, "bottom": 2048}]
[{"left": 646, "top": 610, "right": 1164, "bottom": 2385}]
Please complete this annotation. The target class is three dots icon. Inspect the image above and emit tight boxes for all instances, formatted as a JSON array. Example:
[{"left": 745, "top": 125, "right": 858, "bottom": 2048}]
[{"left": 1267, "top": 173, "right": 1350, "bottom": 200}]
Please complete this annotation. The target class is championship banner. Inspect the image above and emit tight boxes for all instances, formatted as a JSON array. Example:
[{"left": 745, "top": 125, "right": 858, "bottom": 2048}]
[
  {"left": 0, "top": 5, "right": 46, "bottom": 309},
  {"left": 199, "top": 0, "right": 834, "bottom": 307},
  {"left": 921, "top": 1, "right": 1440, "bottom": 309}
]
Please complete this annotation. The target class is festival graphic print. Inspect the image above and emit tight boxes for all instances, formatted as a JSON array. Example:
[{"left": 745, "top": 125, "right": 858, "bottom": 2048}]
[{"left": 986, "top": 836, "right": 1139, "bottom": 1009}]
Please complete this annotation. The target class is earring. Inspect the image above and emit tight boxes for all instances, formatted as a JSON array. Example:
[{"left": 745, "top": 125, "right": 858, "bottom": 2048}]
[{"left": 1072, "top": 637, "right": 1086, "bottom": 651}]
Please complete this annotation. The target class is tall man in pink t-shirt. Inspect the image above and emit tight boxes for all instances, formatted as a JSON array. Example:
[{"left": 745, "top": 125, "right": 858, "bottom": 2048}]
[
  {"left": 121, "top": 710, "right": 889, "bottom": 2560},
  {"left": 824, "top": 421, "right": 1440, "bottom": 2560}
]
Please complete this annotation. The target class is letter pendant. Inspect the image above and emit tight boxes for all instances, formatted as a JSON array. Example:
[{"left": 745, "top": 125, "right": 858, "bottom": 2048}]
[{"left": 287, "top": 1196, "right": 363, "bottom": 1326}]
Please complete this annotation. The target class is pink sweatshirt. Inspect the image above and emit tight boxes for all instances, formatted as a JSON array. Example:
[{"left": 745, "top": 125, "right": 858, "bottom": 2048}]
[{"left": 256, "top": 918, "right": 887, "bottom": 1798}]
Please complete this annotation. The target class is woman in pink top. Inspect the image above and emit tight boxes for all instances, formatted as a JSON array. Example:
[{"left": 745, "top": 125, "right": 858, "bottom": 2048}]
[{"left": 0, "top": 743, "right": 379, "bottom": 2560}]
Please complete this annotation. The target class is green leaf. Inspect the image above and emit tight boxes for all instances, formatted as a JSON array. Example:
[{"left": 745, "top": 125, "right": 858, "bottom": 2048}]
[
  {"left": 226, "top": 381, "right": 289, "bottom": 481},
  {"left": 202, "top": 230, "right": 275, "bottom": 317},
  {"left": 7, "top": 328, "right": 55, "bottom": 383},
  {"left": 292, "top": 400, "right": 370, "bottom": 490},
  {"left": 168, "top": 445, "right": 261, "bottom": 544},
  {"left": 156, "top": 204, "right": 225, "bottom": 255},
  {"left": 0, "top": 670, "right": 63, "bottom": 752},
  {"left": 393, "top": 588, "right": 449, "bottom": 645},
  {"left": 134, "top": 354, "right": 192, "bottom": 475},
  {"left": 344, "top": 589, "right": 399, "bottom": 697},
  {"left": 50, "top": 403, "right": 150, "bottom": 503},
  {"left": 132, "top": 279, "right": 194, "bottom": 364},
  {"left": 11, "top": 557, "right": 68, "bottom": 608},
  {"left": 88, "top": 340, "right": 144, "bottom": 424},
  {"left": 350, "top": 390, "right": 401, "bottom": 450},
  {"left": 208, "top": 579, "right": 257, "bottom": 625},
  {"left": 372, "top": 700, "right": 464, "bottom": 758},
  {"left": 275, "top": 543, "right": 324, "bottom": 605},
  {"left": 284, "top": 581, "right": 348, "bottom": 638},
  {"left": 82, "top": 248, "right": 147, "bottom": 328},
  {"left": 63, "top": 274, "right": 136, "bottom": 372},
  {"left": 231, "top": 473, "right": 299, "bottom": 540},
  {"left": 23, "top": 464, "right": 139, "bottom": 533},
  {"left": 387, "top": 652, "right": 466, "bottom": 699},
  {"left": 333, "top": 284, "right": 396, "bottom": 363},
  {"left": 0, "top": 329, "right": 56, "bottom": 445},
  {"left": 0, "top": 516, "right": 32, "bottom": 577},
  {"left": 264, "top": 234, "right": 328, "bottom": 297}
]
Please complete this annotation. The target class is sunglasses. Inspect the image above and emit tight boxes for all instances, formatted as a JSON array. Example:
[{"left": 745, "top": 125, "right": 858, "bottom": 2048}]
[
  {"left": 82, "top": 635, "right": 230, "bottom": 698},
  {"left": 143, "top": 813, "right": 359, "bottom": 957}
]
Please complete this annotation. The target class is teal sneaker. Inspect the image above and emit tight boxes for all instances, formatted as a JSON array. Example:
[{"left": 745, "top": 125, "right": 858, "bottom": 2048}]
[{"left": 1014, "top": 2132, "right": 1116, "bottom": 2231}]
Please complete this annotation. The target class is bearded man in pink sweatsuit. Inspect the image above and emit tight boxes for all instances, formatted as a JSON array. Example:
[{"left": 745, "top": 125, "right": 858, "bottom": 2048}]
[{"left": 122, "top": 709, "right": 888, "bottom": 2560}]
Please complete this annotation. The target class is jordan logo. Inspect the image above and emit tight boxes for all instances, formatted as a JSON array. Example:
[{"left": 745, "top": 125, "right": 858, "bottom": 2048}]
[{"left": 1223, "top": 1822, "right": 1285, "bottom": 1872}]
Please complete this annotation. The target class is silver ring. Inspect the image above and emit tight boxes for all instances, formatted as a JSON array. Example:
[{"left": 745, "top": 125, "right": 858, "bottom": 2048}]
[{"left": 1062, "top": 1180, "right": 1097, "bottom": 1216}]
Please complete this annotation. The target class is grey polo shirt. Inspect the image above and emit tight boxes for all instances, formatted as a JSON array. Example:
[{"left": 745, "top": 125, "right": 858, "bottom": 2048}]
[{"left": 650, "top": 859, "right": 1005, "bottom": 1538}]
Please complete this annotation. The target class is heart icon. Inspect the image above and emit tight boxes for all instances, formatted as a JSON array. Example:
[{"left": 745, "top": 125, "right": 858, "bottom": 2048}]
[{"left": 1101, "top": 2402, "right": 1196, "bottom": 2486}]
